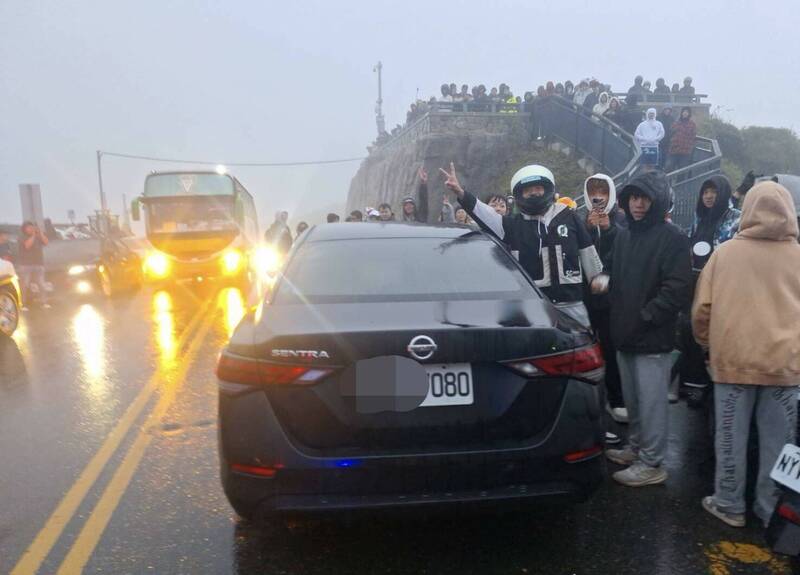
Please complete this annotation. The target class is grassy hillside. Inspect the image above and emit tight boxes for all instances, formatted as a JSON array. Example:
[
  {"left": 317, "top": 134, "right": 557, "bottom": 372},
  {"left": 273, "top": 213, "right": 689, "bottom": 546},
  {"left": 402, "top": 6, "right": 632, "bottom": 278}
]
[
  {"left": 699, "top": 116, "right": 800, "bottom": 185},
  {"left": 493, "top": 145, "right": 590, "bottom": 201}
]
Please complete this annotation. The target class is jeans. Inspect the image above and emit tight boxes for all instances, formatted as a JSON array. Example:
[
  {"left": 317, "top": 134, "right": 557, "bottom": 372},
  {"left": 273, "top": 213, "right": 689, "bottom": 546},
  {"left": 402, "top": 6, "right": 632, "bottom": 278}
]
[
  {"left": 712, "top": 383, "right": 797, "bottom": 521},
  {"left": 617, "top": 351, "right": 673, "bottom": 467},
  {"left": 17, "top": 264, "right": 48, "bottom": 304}
]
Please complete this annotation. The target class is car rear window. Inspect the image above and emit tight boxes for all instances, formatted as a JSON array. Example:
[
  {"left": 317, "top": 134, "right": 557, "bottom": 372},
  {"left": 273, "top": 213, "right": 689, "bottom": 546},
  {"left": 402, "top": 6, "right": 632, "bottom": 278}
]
[{"left": 273, "top": 234, "right": 539, "bottom": 304}]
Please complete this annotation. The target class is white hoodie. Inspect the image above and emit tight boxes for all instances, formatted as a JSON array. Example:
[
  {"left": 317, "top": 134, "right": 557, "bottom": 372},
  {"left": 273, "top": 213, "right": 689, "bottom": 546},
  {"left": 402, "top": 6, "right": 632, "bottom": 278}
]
[
  {"left": 634, "top": 108, "right": 665, "bottom": 147},
  {"left": 583, "top": 173, "right": 618, "bottom": 215}
]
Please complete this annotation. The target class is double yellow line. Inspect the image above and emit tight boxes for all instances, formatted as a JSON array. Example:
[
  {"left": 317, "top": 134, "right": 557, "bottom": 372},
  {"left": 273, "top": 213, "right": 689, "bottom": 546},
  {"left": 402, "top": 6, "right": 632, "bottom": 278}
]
[{"left": 11, "top": 298, "right": 217, "bottom": 575}]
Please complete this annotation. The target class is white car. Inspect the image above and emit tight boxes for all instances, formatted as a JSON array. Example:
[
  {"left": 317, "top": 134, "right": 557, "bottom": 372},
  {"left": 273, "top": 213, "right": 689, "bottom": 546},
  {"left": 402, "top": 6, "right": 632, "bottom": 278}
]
[{"left": 0, "top": 259, "right": 21, "bottom": 337}]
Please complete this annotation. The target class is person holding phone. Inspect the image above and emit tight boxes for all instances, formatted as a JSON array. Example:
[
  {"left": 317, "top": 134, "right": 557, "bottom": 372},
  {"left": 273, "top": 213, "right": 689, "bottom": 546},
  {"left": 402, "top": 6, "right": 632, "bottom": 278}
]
[{"left": 583, "top": 174, "right": 627, "bottom": 424}]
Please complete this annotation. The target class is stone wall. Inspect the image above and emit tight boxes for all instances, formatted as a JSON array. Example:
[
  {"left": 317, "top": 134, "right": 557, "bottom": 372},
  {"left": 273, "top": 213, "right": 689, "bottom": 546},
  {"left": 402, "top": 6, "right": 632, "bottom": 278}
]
[{"left": 347, "top": 113, "right": 533, "bottom": 219}]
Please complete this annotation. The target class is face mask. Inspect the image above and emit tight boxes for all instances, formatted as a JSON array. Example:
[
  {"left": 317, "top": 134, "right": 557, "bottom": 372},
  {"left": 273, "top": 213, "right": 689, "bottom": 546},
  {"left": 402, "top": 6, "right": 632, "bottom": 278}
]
[{"left": 514, "top": 188, "right": 554, "bottom": 215}]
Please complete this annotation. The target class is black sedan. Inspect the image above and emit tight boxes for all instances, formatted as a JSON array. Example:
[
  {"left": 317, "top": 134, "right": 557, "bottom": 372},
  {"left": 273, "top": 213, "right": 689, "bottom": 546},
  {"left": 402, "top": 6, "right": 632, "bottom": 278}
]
[{"left": 217, "top": 222, "right": 605, "bottom": 521}]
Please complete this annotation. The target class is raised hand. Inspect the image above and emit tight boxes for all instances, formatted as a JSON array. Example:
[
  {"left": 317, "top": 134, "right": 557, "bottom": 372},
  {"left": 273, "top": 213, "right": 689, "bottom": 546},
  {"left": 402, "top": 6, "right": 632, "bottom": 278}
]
[
  {"left": 418, "top": 167, "right": 428, "bottom": 184},
  {"left": 439, "top": 162, "right": 464, "bottom": 199}
]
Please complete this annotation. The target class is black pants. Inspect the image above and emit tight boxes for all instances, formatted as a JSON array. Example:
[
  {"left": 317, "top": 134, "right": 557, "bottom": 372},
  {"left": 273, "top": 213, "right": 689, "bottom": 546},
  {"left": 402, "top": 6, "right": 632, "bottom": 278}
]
[
  {"left": 589, "top": 307, "right": 624, "bottom": 408},
  {"left": 678, "top": 312, "right": 711, "bottom": 387}
]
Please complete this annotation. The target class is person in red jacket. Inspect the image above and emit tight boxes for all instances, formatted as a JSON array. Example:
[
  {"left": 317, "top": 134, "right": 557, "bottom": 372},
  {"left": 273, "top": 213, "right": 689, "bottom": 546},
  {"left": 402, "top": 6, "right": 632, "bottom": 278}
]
[{"left": 666, "top": 107, "right": 697, "bottom": 173}]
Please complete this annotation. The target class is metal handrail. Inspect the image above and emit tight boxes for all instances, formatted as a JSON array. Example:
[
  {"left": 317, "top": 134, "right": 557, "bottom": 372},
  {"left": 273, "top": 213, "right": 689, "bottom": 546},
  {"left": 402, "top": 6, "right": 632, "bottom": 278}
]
[
  {"left": 609, "top": 92, "right": 709, "bottom": 105},
  {"left": 532, "top": 96, "right": 641, "bottom": 183}
]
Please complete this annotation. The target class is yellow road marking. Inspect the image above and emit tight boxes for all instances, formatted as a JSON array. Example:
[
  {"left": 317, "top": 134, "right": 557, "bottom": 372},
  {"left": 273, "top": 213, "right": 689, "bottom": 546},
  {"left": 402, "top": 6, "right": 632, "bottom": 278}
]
[
  {"left": 705, "top": 541, "right": 790, "bottom": 575},
  {"left": 10, "top": 298, "right": 213, "bottom": 575},
  {"left": 56, "top": 308, "right": 216, "bottom": 573}
]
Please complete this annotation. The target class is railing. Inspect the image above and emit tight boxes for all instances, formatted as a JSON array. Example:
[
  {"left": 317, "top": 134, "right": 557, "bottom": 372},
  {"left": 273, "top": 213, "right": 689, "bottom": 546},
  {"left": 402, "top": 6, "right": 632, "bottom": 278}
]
[
  {"left": 369, "top": 96, "right": 722, "bottom": 233},
  {"left": 666, "top": 136, "right": 722, "bottom": 232},
  {"left": 609, "top": 92, "right": 709, "bottom": 105},
  {"left": 531, "top": 96, "right": 641, "bottom": 188}
]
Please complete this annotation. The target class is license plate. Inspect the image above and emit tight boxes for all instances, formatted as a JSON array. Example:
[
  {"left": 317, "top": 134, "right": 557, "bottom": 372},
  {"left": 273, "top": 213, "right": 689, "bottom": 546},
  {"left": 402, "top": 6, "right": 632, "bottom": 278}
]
[
  {"left": 770, "top": 444, "right": 800, "bottom": 492},
  {"left": 420, "top": 364, "right": 473, "bottom": 407}
]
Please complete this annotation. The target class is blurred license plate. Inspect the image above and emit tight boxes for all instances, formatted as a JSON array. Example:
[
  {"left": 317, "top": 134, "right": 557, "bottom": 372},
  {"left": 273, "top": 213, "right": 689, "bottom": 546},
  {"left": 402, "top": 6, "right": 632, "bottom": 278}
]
[
  {"left": 420, "top": 364, "right": 473, "bottom": 407},
  {"left": 770, "top": 444, "right": 800, "bottom": 492}
]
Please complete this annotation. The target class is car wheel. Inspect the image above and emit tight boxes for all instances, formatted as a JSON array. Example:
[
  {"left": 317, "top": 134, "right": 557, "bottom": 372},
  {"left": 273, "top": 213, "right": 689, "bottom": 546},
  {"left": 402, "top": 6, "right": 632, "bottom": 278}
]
[
  {"left": 228, "top": 498, "right": 288, "bottom": 533},
  {"left": 0, "top": 288, "right": 20, "bottom": 337}
]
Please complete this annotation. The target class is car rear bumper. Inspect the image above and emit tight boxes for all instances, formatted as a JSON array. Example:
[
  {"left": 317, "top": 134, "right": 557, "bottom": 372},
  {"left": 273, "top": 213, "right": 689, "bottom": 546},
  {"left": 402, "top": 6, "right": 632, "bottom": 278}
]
[
  {"left": 224, "top": 461, "right": 602, "bottom": 514},
  {"left": 218, "top": 378, "right": 605, "bottom": 514}
]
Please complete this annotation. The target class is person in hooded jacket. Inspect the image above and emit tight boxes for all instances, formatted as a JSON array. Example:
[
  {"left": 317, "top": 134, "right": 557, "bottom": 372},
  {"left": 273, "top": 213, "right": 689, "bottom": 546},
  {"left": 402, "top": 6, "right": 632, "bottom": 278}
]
[
  {"left": 679, "top": 175, "right": 741, "bottom": 405},
  {"left": 634, "top": 108, "right": 665, "bottom": 167},
  {"left": 402, "top": 167, "right": 430, "bottom": 223},
  {"left": 583, "top": 174, "right": 628, "bottom": 424},
  {"left": 593, "top": 170, "right": 692, "bottom": 487},
  {"left": 692, "top": 181, "right": 800, "bottom": 528},
  {"left": 442, "top": 162, "right": 603, "bottom": 327},
  {"left": 592, "top": 92, "right": 611, "bottom": 117}
]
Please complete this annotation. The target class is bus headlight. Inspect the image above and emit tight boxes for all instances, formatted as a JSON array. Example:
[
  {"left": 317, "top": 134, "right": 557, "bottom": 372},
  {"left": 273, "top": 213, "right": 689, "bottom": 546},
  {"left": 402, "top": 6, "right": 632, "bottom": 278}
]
[
  {"left": 144, "top": 252, "right": 170, "bottom": 278},
  {"left": 221, "top": 250, "right": 243, "bottom": 275},
  {"left": 254, "top": 245, "right": 282, "bottom": 276},
  {"left": 68, "top": 265, "right": 88, "bottom": 276}
]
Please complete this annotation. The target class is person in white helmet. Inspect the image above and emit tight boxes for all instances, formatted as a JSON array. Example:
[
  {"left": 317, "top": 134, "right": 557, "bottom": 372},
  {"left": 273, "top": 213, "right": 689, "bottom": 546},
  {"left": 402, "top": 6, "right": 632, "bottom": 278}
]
[{"left": 440, "top": 162, "right": 603, "bottom": 326}]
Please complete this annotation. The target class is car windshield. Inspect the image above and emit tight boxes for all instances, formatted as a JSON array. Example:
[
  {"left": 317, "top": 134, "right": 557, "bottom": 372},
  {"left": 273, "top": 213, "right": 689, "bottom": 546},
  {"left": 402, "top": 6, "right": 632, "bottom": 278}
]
[
  {"left": 146, "top": 196, "right": 237, "bottom": 234},
  {"left": 273, "top": 235, "right": 538, "bottom": 304}
]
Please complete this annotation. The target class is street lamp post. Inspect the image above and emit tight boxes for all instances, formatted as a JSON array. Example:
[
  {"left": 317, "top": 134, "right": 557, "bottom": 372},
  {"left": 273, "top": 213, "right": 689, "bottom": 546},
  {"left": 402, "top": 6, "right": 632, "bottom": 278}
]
[{"left": 374, "top": 61, "right": 385, "bottom": 137}]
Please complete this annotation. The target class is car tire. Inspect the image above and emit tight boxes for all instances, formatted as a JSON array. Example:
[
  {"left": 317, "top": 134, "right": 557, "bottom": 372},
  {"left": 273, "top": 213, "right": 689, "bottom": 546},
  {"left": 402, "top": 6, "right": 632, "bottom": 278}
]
[
  {"left": 228, "top": 498, "right": 288, "bottom": 534},
  {"left": 0, "top": 287, "right": 20, "bottom": 337}
]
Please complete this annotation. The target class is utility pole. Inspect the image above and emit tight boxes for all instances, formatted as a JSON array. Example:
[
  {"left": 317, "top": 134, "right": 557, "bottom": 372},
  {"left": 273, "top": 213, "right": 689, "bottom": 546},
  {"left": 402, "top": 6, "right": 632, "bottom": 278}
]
[
  {"left": 96, "top": 150, "right": 109, "bottom": 234},
  {"left": 374, "top": 61, "right": 385, "bottom": 137}
]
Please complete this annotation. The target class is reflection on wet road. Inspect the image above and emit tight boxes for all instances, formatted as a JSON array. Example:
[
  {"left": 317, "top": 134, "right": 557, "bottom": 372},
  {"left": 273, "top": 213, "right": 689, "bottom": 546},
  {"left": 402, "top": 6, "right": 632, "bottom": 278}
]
[{"left": 0, "top": 285, "right": 796, "bottom": 574}]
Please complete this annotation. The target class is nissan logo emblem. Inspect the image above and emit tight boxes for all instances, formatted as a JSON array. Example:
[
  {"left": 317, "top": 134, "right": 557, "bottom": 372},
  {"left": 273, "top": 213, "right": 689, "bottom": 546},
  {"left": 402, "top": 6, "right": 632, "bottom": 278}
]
[{"left": 407, "top": 335, "right": 437, "bottom": 361}]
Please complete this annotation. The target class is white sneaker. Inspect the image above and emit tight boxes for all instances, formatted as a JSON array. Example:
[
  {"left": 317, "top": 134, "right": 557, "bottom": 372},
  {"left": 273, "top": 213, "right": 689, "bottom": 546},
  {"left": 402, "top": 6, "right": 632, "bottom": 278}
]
[
  {"left": 42, "top": 303, "right": 52, "bottom": 309},
  {"left": 613, "top": 461, "right": 667, "bottom": 487},
  {"left": 701, "top": 496, "right": 745, "bottom": 527},
  {"left": 605, "top": 446, "right": 637, "bottom": 466},
  {"left": 607, "top": 406, "right": 629, "bottom": 423}
]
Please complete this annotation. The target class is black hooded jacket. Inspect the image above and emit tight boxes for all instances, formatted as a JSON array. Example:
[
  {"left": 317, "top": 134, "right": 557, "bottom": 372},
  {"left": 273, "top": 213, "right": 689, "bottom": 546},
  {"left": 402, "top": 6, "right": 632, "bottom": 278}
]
[
  {"left": 608, "top": 171, "right": 692, "bottom": 353},
  {"left": 689, "top": 174, "right": 740, "bottom": 271}
]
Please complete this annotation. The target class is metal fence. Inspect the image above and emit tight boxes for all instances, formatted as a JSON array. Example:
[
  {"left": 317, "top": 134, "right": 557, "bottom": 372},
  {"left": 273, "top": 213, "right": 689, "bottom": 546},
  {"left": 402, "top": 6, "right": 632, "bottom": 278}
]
[
  {"left": 531, "top": 96, "right": 641, "bottom": 187},
  {"left": 667, "top": 137, "right": 722, "bottom": 232},
  {"left": 372, "top": 95, "right": 722, "bottom": 232},
  {"left": 609, "top": 92, "right": 708, "bottom": 105}
]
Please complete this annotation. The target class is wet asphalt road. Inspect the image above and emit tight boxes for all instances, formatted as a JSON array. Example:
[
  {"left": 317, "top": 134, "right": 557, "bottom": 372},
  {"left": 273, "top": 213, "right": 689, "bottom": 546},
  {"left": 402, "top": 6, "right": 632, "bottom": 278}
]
[{"left": 1, "top": 285, "right": 797, "bottom": 575}]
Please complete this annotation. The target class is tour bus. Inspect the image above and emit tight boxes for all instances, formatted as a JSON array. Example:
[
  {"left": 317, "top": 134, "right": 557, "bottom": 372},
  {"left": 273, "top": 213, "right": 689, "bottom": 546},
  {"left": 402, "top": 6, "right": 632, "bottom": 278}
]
[{"left": 131, "top": 171, "right": 260, "bottom": 285}]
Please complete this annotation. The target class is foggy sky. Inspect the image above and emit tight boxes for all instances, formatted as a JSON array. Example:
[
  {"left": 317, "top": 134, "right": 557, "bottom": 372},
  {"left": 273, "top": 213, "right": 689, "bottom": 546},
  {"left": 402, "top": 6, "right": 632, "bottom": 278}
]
[{"left": 2, "top": 0, "right": 797, "bottom": 227}]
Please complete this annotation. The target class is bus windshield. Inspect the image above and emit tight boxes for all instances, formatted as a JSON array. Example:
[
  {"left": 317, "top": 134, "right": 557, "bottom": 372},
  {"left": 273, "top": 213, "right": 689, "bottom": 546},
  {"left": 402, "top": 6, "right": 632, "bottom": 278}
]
[{"left": 146, "top": 196, "right": 238, "bottom": 234}]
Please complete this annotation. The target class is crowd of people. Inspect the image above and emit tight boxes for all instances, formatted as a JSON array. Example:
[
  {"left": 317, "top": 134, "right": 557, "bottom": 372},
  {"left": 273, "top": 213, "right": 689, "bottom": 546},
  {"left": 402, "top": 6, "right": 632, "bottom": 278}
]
[
  {"left": 415, "top": 159, "right": 797, "bottom": 534},
  {"left": 378, "top": 75, "right": 700, "bottom": 147}
]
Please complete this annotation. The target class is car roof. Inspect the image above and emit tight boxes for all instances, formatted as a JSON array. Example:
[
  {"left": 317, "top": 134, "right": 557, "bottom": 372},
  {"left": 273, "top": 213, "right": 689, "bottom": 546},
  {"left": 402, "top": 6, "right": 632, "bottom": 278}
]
[{"left": 305, "top": 222, "right": 483, "bottom": 242}]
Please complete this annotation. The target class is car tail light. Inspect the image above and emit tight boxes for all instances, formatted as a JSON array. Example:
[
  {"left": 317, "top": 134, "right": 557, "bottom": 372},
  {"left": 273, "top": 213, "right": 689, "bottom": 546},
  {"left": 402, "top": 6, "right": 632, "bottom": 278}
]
[
  {"left": 230, "top": 463, "right": 283, "bottom": 478},
  {"left": 778, "top": 503, "right": 800, "bottom": 525},
  {"left": 217, "top": 351, "right": 336, "bottom": 386},
  {"left": 504, "top": 344, "right": 605, "bottom": 383}
]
